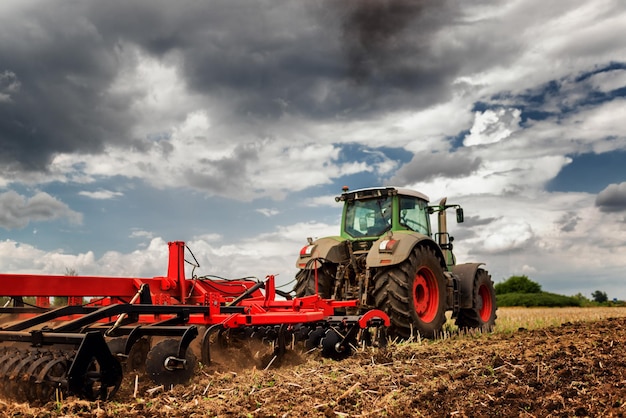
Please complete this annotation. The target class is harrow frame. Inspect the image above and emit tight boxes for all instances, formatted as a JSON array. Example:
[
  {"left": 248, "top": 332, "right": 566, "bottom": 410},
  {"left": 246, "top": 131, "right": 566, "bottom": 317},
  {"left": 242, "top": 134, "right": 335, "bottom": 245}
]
[{"left": 0, "top": 241, "right": 389, "bottom": 402}]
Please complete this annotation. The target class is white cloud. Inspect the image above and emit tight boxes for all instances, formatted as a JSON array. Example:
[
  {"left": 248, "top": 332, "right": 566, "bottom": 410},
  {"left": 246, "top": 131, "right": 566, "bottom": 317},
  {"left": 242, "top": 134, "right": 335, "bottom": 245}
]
[
  {"left": 477, "top": 219, "right": 535, "bottom": 254},
  {"left": 303, "top": 194, "right": 343, "bottom": 207},
  {"left": 256, "top": 208, "right": 280, "bottom": 217},
  {"left": 1, "top": 0, "right": 626, "bottom": 303},
  {"left": 588, "top": 68, "right": 626, "bottom": 93},
  {"left": 0, "top": 221, "right": 338, "bottom": 291},
  {"left": 78, "top": 189, "right": 123, "bottom": 200},
  {"left": 129, "top": 229, "right": 154, "bottom": 239},
  {"left": 464, "top": 108, "right": 522, "bottom": 146}
]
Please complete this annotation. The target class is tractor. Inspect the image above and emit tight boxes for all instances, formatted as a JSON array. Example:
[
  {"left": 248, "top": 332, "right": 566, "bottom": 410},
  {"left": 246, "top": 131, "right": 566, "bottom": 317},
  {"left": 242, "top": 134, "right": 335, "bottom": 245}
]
[{"left": 294, "top": 186, "right": 497, "bottom": 339}]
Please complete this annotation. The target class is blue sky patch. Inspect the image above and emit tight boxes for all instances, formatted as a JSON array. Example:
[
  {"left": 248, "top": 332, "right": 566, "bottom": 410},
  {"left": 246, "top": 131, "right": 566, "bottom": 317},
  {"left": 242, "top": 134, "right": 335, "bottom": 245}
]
[{"left": 547, "top": 151, "right": 626, "bottom": 193}]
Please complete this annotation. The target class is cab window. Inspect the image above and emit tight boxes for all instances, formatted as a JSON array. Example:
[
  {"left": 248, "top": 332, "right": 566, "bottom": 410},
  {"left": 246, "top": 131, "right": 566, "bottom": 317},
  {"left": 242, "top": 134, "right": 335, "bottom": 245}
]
[{"left": 399, "top": 196, "right": 430, "bottom": 235}]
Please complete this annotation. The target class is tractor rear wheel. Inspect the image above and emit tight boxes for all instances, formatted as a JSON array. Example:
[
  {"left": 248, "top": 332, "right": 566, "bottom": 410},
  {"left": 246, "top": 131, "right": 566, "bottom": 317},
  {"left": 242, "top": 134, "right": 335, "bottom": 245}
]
[
  {"left": 455, "top": 269, "right": 497, "bottom": 331},
  {"left": 294, "top": 263, "right": 336, "bottom": 299},
  {"left": 372, "top": 246, "right": 447, "bottom": 339}
]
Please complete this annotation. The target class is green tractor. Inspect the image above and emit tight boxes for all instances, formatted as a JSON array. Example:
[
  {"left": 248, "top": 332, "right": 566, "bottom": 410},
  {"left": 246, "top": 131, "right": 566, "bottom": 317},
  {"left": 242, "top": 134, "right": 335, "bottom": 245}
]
[{"left": 294, "top": 186, "right": 497, "bottom": 339}]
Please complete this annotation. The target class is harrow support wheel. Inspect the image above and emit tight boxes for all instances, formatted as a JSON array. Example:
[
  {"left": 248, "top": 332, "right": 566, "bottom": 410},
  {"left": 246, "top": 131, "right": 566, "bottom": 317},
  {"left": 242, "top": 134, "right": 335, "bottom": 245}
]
[
  {"left": 73, "top": 356, "right": 122, "bottom": 401},
  {"left": 68, "top": 332, "right": 123, "bottom": 401},
  {"left": 455, "top": 269, "right": 497, "bottom": 331},
  {"left": 145, "top": 339, "right": 197, "bottom": 387},
  {"left": 372, "top": 246, "right": 447, "bottom": 339}
]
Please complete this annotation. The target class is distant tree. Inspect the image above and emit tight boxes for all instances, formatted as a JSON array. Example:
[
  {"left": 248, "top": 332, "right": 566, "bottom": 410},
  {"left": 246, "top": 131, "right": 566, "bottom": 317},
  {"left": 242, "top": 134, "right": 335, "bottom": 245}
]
[
  {"left": 495, "top": 275, "right": 542, "bottom": 295},
  {"left": 53, "top": 267, "right": 80, "bottom": 307},
  {"left": 572, "top": 292, "right": 593, "bottom": 307},
  {"left": 591, "top": 290, "right": 608, "bottom": 304}
]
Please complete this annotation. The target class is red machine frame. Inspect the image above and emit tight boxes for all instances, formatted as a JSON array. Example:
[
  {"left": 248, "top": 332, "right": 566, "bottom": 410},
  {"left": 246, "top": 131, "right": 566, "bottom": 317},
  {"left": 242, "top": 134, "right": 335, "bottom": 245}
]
[{"left": 0, "top": 241, "right": 389, "bottom": 402}]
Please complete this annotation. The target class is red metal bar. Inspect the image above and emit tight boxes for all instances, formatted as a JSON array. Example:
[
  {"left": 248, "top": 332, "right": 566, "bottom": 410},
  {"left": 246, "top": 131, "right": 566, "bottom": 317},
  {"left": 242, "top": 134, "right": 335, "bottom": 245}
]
[
  {"left": 0, "top": 274, "right": 144, "bottom": 298},
  {"left": 167, "top": 241, "right": 186, "bottom": 304}
]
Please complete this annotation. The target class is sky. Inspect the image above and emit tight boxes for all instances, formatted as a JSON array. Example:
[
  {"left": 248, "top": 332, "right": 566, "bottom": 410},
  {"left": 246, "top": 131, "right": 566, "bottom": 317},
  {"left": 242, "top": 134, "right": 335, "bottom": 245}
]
[{"left": 0, "top": 0, "right": 625, "bottom": 301}]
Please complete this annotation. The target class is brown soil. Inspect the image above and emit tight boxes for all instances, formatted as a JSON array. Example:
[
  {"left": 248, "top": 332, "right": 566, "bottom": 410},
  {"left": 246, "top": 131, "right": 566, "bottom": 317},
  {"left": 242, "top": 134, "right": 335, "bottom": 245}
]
[{"left": 2, "top": 317, "right": 625, "bottom": 417}]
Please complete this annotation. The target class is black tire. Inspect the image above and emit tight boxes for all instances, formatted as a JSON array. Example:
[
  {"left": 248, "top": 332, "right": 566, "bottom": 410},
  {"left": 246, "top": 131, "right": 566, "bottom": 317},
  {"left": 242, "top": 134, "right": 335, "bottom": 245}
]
[
  {"left": 372, "top": 246, "right": 447, "bottom": 339},
  {"left": 293, "top": 263, "right": 336, "bottom": 299},
  {"left": 455, "top": 269, "right": 497, "bottom": 331}
]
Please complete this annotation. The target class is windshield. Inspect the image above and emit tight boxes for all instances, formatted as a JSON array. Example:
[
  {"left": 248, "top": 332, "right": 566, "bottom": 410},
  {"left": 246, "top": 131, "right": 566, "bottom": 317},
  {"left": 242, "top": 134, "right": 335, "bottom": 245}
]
[{"left": 344, "top": 196, "right": 392, "bottom": 238}]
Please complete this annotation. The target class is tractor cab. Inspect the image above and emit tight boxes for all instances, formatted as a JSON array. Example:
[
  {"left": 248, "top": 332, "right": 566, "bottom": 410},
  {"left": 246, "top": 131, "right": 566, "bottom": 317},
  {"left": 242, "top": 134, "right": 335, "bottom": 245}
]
[{"left": 338, "top": 186, "right": 432, "bottom": 239}]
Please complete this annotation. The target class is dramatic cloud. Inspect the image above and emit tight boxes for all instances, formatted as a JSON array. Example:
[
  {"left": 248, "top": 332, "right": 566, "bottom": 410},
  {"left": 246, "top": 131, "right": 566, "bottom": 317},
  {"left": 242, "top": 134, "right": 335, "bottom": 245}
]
[
  {"left": 391, "top": 151, "right": 482, "bottom": 184},
  {"left": 596, "top": 182, "right": 626, "bottom": 212},
  {"left": 0, "top": 0, "right": 625, "bottom": 300},
  {"left": 0, "top": 191, "right": 82, "bottom": 229}
]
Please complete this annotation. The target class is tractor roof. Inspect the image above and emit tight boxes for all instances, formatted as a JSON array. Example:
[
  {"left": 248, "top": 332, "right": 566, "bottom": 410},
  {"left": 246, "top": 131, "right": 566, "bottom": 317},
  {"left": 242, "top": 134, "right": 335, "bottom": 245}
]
[{"left": 336, "top": 186, "right": 430, "bottom": 202}]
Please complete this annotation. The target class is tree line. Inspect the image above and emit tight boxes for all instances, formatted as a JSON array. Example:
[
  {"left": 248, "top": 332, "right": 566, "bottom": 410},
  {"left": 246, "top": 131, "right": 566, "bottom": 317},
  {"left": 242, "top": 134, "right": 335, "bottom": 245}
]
[{"left": 495, "top": 275, "right": 621, "bottom": 307}]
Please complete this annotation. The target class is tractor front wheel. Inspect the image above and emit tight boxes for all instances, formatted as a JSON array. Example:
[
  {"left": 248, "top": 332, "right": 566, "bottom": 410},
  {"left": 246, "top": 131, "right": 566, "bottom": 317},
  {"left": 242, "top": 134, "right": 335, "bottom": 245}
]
[
  {"left": 455, "top": 269, "right": 497, "bottom": 331},
  {"left": 293, "top": 263, "right": 336, "bottom": 299},
  {"left": 372, "top": 246, "right": 447, "bottom": 339}
]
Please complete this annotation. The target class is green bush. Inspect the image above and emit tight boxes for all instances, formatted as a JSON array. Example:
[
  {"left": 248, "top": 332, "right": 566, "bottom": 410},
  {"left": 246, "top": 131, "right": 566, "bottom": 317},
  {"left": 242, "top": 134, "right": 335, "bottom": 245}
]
[
  {"left": 496, "top": 292, "right": 581, "bottom": 307},
  {"left": 495, "top": 275, "right": 542, "bottom": 294}
]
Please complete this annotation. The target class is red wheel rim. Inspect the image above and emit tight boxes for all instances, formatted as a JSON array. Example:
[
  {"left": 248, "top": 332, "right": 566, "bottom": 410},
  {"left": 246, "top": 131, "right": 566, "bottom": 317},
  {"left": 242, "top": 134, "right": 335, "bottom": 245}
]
[
  {"left": 412, "top": 267, "right": 439, "bottom": 323},
  {"left": 478, "top": 284, "right": 493, "bottom": 322}
]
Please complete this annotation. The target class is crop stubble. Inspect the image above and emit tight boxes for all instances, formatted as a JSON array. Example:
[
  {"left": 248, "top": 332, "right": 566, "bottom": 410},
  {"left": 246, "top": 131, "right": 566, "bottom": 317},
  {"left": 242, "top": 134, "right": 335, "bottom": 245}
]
[{"left": 1, "top": 307, "right": 626, "bottom": 417}]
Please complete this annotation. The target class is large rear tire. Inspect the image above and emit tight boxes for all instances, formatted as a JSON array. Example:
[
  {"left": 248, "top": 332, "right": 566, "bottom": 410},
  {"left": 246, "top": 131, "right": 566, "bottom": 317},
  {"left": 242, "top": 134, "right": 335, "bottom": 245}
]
[
  {"left": 372, "top": 246, "right": 447, "bottom": 339},
  {"left": 293, "top": 263, "right": 336, "bottom": 299},
  {"left": 455, "top": 269, "right": 497, "bottom": 331}
]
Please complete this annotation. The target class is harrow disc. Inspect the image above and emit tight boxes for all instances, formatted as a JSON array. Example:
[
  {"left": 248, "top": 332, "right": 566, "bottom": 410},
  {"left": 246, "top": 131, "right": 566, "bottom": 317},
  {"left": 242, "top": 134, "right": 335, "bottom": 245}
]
[
  {"left": 0, "top": 331, "right": 123, "bottom": 403},
  {"left": 36, "top": 355, "right": 70, "bottom": 401},
  {"left": 320, "top": 329, "right": 352, "bottom": 360},
  {"left": 126, "top": 337, "right": 150, "bottom": 372},
  {"left": 107, "top": 337, "right": 128, "bottom": 358},
  {"left": 7, "top": 351, "right": 40, "bottom": 401},
  {"left": 145, "top": 339, "right": 197, "bottom": 387},
  {"left": 23, "top": 353, "right": 55, "bottom": 402},
  {"left": 0, "top": 348, "right": 71, "bottom": 403}
]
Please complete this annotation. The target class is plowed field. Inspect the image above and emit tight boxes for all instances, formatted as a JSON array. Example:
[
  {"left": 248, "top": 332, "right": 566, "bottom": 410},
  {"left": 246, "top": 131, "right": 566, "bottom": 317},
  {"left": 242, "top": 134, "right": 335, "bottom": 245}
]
[{"left": 2, "top": 310, "right": 626, "bottom": 417}]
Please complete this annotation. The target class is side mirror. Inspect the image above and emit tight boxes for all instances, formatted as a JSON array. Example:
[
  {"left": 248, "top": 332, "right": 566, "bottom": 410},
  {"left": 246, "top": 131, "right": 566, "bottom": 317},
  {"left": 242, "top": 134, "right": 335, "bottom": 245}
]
[{"left": 456, "top": 208, "right": 464, "bottom": 223}]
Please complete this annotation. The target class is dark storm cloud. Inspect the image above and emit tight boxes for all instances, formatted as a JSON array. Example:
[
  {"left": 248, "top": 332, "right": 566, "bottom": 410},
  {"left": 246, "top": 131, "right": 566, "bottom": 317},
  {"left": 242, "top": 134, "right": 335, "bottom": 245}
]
[
  {"left": 185, "top": 142, "right": 260, "bottom": 197},
  {"left": 596, "top": 182, "right": 626, "bottom": 212},
  {"left": 0, "top": 2, "right": 137, "bottom": 171},
  {"left": 336, "top": 0, "right": 442, "bottom": 81},
  {"left": 0, "top": 0, "right": 483, "bottom": 176},
  {"left": 131, "top": 0, "right": 461, "bottom": 119},
  {"left": 391, "top": 151, "right": 482, "bottom": 183},
  {"left": 0, "top": 190, "right": 82, "bottom": 229}
]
